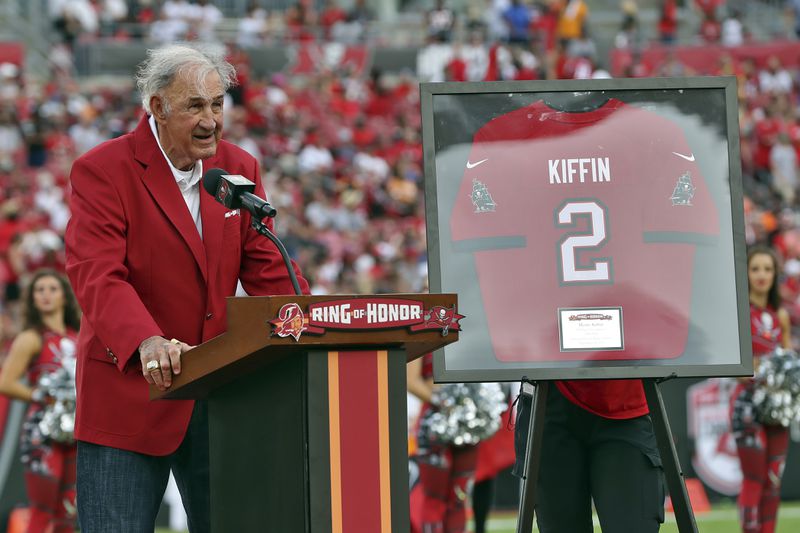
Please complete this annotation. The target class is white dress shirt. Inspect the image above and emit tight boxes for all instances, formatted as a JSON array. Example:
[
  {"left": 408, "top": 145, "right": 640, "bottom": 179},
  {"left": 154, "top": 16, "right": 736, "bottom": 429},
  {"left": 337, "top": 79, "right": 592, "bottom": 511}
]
[{"left": 148, "top": 115, "right": 203, "bottom": 238}]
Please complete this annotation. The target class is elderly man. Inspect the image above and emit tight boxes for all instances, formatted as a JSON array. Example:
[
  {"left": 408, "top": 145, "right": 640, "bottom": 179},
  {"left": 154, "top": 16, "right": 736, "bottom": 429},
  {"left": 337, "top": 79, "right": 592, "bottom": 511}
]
[{"left": 64, "top": 43, "right": 308, "bottom": 532}]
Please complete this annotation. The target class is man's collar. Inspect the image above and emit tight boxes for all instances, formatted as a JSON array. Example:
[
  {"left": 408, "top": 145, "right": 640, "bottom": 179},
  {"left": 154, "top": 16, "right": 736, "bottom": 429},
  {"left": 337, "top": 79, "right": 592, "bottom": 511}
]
[{"left": 147, "top": 114, "right": 203, "bottom": 190}]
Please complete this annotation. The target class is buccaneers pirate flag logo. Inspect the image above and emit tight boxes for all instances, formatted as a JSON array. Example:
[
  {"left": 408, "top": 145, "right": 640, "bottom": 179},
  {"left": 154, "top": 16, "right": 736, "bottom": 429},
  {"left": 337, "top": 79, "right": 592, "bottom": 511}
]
[{"left": 270, "top": 303, "right": 308, "bottom": 341}]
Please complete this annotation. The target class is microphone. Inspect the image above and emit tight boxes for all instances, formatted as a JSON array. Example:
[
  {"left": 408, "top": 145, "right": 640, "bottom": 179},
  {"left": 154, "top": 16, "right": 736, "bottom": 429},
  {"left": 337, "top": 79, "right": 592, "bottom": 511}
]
[
  {"left": 202, "top": 168, "right": 302, "bottom": 295},
  {"left": 202, "top": 168, "right": 277, "bottom": 219}
]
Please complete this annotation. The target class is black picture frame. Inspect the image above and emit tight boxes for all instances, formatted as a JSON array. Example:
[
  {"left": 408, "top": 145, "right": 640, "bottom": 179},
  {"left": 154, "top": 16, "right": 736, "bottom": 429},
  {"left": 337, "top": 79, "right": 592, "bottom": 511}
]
[{"left": 421, "top": 77, "right": 751, "bottom": 382}]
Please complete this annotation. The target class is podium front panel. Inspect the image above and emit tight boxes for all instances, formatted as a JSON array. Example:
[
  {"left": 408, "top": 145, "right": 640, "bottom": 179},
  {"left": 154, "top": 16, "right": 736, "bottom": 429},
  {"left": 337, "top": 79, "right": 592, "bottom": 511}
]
[{"left": 207, "top": 348, "right": 410, "bottom": 532}]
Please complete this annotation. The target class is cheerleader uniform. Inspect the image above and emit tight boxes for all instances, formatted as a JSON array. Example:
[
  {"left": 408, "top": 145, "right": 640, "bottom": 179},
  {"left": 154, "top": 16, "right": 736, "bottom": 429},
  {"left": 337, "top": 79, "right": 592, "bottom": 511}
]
[
  {"left": 21, "top": 329, "right": 78, "bottom": 533},
  {"left": 410, "top": 354, "right": 479, "bottom": 533},
  {"left": 731, "top": 304, "right": 790, "bottom": 533}
]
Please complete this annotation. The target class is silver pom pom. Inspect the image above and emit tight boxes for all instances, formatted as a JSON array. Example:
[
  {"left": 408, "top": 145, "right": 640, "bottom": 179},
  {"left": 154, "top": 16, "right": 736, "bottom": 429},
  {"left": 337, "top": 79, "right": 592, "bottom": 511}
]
[
  {"left": 753, "top": 348, "right": 800, "bottom": 427},
  {"left": 33, "top": 367, "right": 76, "bottom": 443},
  {"left": 418, "top": 383, "right": 507, "bottom": 447}
]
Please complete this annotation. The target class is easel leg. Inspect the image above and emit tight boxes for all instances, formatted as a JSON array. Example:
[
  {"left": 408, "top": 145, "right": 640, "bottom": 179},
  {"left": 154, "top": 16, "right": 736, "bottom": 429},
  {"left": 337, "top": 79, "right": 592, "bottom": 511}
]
[
  {"left": 643, "top": 379, "right": 698, "bottom": 533},
  {"left": 515, "top": 381, "right": 548, "bottom": 533}
]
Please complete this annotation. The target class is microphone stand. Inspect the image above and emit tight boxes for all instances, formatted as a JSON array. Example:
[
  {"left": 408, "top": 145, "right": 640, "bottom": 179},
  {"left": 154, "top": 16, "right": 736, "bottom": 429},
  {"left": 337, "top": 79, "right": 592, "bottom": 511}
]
[{"left": 251, "top": 217, "right": 303, "bottom": 296}]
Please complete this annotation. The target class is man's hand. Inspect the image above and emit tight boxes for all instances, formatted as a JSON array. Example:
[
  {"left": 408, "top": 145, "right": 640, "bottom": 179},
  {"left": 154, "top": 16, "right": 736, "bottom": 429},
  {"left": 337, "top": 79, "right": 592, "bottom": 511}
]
[{"left": 139, "top": 336, "right": 194, "bottom": 391}]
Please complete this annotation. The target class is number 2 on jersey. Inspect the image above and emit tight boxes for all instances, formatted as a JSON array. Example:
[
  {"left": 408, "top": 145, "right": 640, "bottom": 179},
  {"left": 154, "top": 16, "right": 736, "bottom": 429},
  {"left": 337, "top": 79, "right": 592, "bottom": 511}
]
[{"left": 556, "top": 200, "right": 612, "bottom": 284}]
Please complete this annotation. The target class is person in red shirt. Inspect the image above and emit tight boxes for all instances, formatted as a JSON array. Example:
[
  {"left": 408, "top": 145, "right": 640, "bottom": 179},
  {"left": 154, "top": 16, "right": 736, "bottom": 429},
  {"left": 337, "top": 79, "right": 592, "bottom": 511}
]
[
  {"left": 319, "top": 0, "right": 347, "bottom": 40},
  {"left": 731, "top": 246, "right": 792, "bottom": 533},
  {"left": 532, "top": 0, "right": 560, "bottom": 52},
  {"left": 753, "top": 103, "right": 783, "bottom": 183},
  {"left": 0, "top": 269, "right": 81, "bottom": 533},
  {"left": 445, "top": 54, "right": 468, "bottom": 82},
  {"left": 658, "top": 0, "right": 678, "bottom": 44},
  {"left": 512, "top": 376, "right": 663, "bottom": 532}
]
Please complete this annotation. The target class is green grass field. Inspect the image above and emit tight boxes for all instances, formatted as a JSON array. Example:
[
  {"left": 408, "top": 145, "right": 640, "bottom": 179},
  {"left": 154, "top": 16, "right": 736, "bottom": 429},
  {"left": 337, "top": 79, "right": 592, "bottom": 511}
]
[
  {"left": 153, "top": 501, "right": 800, "bottom": 532},
  {"left": 484, "top": 501, "right": 800, "bottom": 532}
]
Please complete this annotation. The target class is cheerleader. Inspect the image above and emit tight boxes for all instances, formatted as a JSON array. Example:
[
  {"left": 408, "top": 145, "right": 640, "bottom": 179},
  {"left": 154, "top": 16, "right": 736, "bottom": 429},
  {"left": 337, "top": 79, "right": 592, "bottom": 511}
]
[
  {"left": 407, "top": 353, "right": 479, "bottom": 533},
  {"left": 732, "top": 246, "right": 792, "bottom": 533},
  {"left": 0, "top": 269, "right": 80, "bottom": 533}
]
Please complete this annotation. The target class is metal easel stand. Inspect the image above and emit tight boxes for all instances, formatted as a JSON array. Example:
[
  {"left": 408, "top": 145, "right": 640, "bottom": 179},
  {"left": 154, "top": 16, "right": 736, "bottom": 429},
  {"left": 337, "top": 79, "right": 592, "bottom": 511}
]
[
  {"left": 643, "top": 378, "right": 699, "bottom": 533},
  {"left": 514, "top": 379, "right": 698, "bottom": 533}
]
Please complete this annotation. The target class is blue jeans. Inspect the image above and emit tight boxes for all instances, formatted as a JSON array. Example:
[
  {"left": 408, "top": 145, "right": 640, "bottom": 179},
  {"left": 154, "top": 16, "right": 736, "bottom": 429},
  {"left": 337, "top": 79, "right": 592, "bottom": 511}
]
[{"left": 77, "top": 400, "right": 210, "bottom": 533}]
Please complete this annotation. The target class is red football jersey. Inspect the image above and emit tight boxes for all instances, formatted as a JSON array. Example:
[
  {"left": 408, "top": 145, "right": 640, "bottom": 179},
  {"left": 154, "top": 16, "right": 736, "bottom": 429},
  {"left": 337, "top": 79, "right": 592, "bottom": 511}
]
[{"left": 449, "top": 99, "right": 720, "bottom": 418}]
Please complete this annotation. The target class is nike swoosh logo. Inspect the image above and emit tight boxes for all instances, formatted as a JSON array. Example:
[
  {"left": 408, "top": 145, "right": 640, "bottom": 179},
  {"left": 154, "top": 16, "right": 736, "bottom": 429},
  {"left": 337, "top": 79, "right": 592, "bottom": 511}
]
[
  {"left": 466, "top": 158, "right": 488, "bottom": 169},
  {"left": 672, "top": 151, "right": 695, "bottom": 162}
]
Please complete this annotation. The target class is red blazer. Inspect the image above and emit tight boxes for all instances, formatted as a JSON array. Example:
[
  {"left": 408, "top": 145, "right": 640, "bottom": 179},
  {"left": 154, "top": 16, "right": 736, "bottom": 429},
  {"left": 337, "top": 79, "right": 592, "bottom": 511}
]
[{"left": 64, "top": 116, "right": 309, "bottom": 455}]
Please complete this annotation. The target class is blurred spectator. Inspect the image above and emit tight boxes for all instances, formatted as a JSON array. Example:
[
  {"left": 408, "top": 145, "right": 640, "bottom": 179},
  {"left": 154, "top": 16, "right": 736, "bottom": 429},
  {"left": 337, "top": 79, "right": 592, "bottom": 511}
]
[
  {"left": 33, "top": 170, "right": 71, "bottom": 234},
  {"left": 758, "top": 56, "right": 793, "bottom": 96},
  {"left": 445, "top": 45, "right": 468, "bottom": 81},
  {"left": 348, "top": 0, "right": 374, "bottom": 25},
  {"left": 695, "top": 0, "right": 721, "bottom": 43},
  {"left": 464, "top": 0, "right": 489, "bottom": 32},
  {"left": 534, "top": 0, "right": 561, "bottom": 52},
  {"left": 129, "top": 0, "right": 157, "bottom": 31},
  {"left": 753, "top": 101, "right": 782, "bottom": 183},
  {"left": 161, "top": 0, "right": 194, "bottom": 22},
  {"left": 68, "top": 106, "right": 108, "bottom": 156},
  {"left": 721, "top": 9, "right": 746, "bottom": 47},
  {"left": 788, "top": 0, "right": 800, "bottom": 39},
  {"left": 486, "top": 0, "right": 512, "bottom": 42},
  {"left": 426, "top": 0, "right": 456, "bottom": 43},
  {"left": 194, "top": 0, "right": 224, "bottom": 42},
  {"left": 462, "top": 29, "right": 491, "bottom": 81},
  {"left": 320, "top": 0, "right": 348, "bottom": 41},
  {"left": 97, "top": 0, "right": 129, "bottom": 37},
  {"left": 614, "top": 1, "right": 640, "bottom": 50},
  {"left": 49, "top": 0, "right": 100, "bottom": 44},
  {"left": 694, "top": 0, "right": 723, "bottom": 22},
  {"left": 510, "top": 45, "right": 540, "bottom": 79},
  {"left": 238, "top": 1, "right": 269, "bottom": 48},
  {"left": 770, "top": 132, "right": 798, "bottom": 205},
  {"left": 149, "top": 8, "right": 189, "bottom": 43},
  {"left": 0, "top": 107, "right": 22, "bottom": 171},
  {"left": 658, "top": 0, "right": 678, "bottom": 44},
  {"left": 503, "top": 0, "right": 536, "bottom": 45},
  {"left": 417, "top": 39, "right": 457, "bottom": 82},
  {"left": 298, "top": 130, "right": 334, "bottom": 174},
  {"left": 0, "top": 230, "right": 24, "bottom": 323},
  {"left": 556, "top": 0, "right": 589, "bottom": 42},
  {"left": 286, "top": 0, "right": 317, "bottom": 42},
  {"left": 340, "top": 0, "right": 374, "bottom": 42},
  {"left": 0, "top": 63, "right": 21, "bottom": 104}
]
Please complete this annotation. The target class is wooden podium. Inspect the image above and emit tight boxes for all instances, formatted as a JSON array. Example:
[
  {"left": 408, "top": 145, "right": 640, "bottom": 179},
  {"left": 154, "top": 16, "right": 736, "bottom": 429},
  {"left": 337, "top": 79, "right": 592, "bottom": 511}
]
[{"left": 152, "top": 294, "right": 460, "bottom": 533}]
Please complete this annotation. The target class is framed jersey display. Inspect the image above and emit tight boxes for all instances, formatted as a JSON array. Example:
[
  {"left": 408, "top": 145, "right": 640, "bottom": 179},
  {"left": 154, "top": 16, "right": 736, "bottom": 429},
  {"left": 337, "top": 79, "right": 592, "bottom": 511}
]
[{"left": 421, "top": 77, "right": 751, "bottom": 382}]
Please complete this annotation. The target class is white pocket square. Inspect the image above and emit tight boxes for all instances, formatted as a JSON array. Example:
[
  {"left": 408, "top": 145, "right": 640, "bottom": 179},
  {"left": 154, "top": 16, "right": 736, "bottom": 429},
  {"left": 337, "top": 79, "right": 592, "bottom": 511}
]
[{"left": 224, "top": 209, "right": 240, "bottom": 218}]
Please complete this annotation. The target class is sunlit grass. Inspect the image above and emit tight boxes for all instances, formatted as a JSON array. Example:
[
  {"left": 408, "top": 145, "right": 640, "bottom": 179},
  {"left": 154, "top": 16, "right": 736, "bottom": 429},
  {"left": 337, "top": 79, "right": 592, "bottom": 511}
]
[
  {"left": 150, "top": 501, "right": 800, "bottom": 532},
  {"left": 485, "top": 501, "right": 800, "bottom": 532}
]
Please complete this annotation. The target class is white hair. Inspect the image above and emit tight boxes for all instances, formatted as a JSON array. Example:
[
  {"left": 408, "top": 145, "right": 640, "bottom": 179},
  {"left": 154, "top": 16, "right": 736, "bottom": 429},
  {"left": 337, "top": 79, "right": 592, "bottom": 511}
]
[{"left": 135, "top": 43, "right": 237, "bottom": 115}]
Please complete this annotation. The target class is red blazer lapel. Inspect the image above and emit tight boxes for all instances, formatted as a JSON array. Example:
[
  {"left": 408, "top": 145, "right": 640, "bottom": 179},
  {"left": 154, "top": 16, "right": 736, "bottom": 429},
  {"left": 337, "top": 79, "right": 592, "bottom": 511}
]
[
  {"left": 200, "top": 159, "right": 228, "bottom": 282},
  {"left": 133, "top": 116, "right": 208, "bottom": 283}
]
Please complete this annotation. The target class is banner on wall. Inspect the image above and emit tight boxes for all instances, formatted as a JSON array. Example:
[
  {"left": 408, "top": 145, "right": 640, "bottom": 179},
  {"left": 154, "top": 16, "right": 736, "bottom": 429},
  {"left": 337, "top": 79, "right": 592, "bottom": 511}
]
[
  {"left": 687, "top": 378, "right": 742, "bottom": 496},
  {"left": 611, "top": 41, "right": 800, "bottom": 77}
]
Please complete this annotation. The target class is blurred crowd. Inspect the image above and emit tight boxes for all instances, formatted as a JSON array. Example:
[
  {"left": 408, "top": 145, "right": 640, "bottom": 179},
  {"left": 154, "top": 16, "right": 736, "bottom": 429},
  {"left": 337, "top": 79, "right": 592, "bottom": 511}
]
[
  {"left": 0, "top": 44, "right": 430, "bottom": 351},
  {"left": 4, "top": 0, "right": 800, "bottom": 351}
]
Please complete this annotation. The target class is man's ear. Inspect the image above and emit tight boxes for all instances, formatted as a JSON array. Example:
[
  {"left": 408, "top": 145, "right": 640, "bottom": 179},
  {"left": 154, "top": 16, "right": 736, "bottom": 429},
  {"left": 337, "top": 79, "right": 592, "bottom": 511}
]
[{"left": 150, "top": 95, "right": 167, "bottom": 122}]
